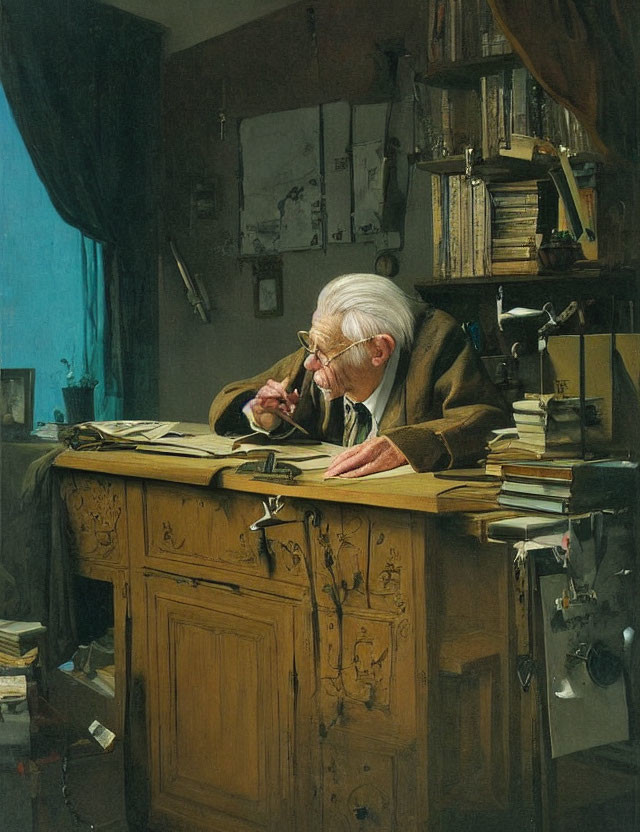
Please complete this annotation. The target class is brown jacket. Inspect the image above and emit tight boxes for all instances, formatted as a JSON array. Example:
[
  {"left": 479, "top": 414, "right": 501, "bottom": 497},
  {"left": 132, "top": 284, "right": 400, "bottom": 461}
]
[{"left": 209, "top": 307, "right": 508, "bottom": 471}]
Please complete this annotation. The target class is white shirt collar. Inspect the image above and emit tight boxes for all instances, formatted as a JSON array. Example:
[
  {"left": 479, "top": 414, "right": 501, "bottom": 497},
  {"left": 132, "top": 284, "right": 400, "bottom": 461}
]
[{"left": 344, "top": 346, "right": 400, "bottom": 436}]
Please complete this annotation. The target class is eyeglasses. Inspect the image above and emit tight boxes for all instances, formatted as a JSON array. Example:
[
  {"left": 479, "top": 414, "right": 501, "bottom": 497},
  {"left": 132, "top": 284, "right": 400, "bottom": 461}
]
[{"left": 297, "top": 330, "right": 379, "bottom": 367}]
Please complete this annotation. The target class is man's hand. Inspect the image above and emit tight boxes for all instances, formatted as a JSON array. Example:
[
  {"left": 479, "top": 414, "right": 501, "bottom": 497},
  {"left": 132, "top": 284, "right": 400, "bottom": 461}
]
[
  {"left": 247, "top": 377, "right": 300, "bottom": 432},
  {"left": 324, "top": 435, "right": 409, "bottom": 478}
]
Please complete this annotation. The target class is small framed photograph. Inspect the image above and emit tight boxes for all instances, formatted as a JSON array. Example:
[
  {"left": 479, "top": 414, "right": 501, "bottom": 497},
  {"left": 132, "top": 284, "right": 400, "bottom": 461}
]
[
  {"left": 253, "top": 256, "right": 283, "bottom": 318},
  {"left": 1, "top": 368, "right": 35, "bottom": 439}
]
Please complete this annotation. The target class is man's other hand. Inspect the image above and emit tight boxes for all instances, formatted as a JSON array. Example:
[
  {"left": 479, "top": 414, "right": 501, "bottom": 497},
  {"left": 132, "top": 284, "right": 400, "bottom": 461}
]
[
  {"left": 324, "top": 436, "right": 408, "bottom": 478},
  {"left": 248, "top": 377, "right": 300, "bottom": 431}
]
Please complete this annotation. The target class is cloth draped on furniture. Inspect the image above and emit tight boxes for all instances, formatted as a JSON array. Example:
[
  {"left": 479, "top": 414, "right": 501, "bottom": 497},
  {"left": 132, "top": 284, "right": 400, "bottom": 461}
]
[
  {"left": 0, "top": 0, "right": 164, "bottom": 418},
  {"left": 488, "top": 0, "right": 640, "bottom": 266},
  {"left": 488, "top": 0, "right": 639, "bottom": 164},
  {"left": 0, "top": 445, "right": 74, "bottom": 668}
]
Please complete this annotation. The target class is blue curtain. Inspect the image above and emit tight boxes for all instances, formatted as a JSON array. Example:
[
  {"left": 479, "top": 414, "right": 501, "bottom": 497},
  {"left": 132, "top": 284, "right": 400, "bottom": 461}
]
[
  {"left": 0, "top": 85, "right": 120, "bottom": 424},
  {"left": 0, "top": 0, "right": 162, "bottom": 418}
]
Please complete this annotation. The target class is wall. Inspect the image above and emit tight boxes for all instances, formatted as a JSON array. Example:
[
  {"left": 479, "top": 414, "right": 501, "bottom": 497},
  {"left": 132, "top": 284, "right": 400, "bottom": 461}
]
[{"left": 160, "top": 0, "right": 431, "bottom": 422}]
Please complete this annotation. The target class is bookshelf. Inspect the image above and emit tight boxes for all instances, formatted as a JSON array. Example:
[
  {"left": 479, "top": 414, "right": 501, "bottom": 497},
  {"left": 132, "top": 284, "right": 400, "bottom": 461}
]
[{"left": 420, "top": 0, "right": 605, "bottom": 283}]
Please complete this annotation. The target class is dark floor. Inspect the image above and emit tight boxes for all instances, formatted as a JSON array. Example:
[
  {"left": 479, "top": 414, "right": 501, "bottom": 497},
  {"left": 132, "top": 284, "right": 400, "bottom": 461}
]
[
  {"left": 1, "top": 697, "right": 128, "bottom": 832},
  {"left": 2, "top": 696, "right": 637, "bottom": 832}
]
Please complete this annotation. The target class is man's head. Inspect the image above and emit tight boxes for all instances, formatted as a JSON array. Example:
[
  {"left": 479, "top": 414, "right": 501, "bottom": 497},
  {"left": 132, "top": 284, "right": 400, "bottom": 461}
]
[{"left": 301, "top": 273, "right": 416, "bottom": 401}]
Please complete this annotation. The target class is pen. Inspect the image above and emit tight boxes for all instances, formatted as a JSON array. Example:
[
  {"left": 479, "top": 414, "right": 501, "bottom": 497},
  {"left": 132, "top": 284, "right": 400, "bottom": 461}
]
[{"left": 273, "top": 376, "right": 309, "bottom": 435}]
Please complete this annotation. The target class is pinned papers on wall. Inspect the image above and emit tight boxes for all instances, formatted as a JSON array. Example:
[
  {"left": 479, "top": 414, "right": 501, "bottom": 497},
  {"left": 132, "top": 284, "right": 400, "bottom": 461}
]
[
  {"left": 352, "top": 103, "right": 389, "bottom": 240},
  {"left": 240, "top": 107, "right": 323, "bottom": 255},
  {"left": 322, "top": 101, "right": 352, "bottom": 244}
]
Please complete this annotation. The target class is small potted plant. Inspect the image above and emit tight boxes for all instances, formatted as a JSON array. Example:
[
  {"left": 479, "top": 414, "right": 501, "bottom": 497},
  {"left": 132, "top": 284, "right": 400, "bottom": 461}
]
[
  {"left": 60, "top": 359, "right": 98, "bottom": 424},
  {"left": 538, "top": 229, "right": 582, "bottom": 271}
]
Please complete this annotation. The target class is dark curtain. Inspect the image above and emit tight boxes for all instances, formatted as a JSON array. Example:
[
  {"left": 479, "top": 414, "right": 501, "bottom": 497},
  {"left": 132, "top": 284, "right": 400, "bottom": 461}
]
[
  {"left": 488, "top": 0, "right": 640, "bottom": 165},
  {"left": 0, "top": 0, "right": 163, "bottom": 417}
]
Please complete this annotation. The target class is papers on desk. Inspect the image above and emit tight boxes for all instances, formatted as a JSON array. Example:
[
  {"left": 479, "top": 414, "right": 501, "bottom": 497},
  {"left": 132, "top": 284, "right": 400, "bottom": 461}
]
[
  {"left": 62, "top": 420, "right": 181, "bottom": 449},
  {"left": 325, "top": 463, "right": 416, "bottom": 480},
  {"left": 136, "top": 432, "right": 345, "bottom": 464}
]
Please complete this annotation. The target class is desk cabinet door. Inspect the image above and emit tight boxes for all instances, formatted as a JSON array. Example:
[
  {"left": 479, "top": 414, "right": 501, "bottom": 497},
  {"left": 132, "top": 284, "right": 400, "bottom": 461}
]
[{"left": 143, "top": 571, "right": 299, "bottom": 832}]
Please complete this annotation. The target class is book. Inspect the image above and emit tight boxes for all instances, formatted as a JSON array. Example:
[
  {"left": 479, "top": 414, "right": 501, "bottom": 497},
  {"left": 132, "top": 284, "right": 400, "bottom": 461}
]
[
  {"left": 492, "top": 245, "right": 537, "bottom": 261},
  {"left": 0, "top": 620, "right": 47, "bottom": 639},
  {"left": 487, "top": 514, "right": 568, "bottom": 541},
  {"left": 501, "top": 479, "right": 574, "bottom": 498},
  {"left": 0, "top": 646, "right": 38, "bottom": 668},
  {"left": 513, "top": 412, "right": 548, "bottom": 425},
  {"left": 492, "top": 259, "right": 539, "bottom": 275},
  {"left": 0, "top": 620, "right": 46, "bottom": 654},
  {"left": 484, "top": 451, "right": 577, "bottom": 477},
  {"left": 515, "top": 423, "right": 549, "bottom": 435},
  {"left": 497, "top": 490, "right": 628, "bottom": 515},
  {"left": 0, "top": 674, "right": 27, "bottom": 702},
  {"left": 500, "top": 458, "right": 638, "bottom": 485}
]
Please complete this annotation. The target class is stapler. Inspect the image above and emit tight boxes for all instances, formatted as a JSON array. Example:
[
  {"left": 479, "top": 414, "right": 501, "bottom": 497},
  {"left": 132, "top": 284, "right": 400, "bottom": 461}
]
[{"left": 236, "top": 451, "right": 301, "bottom": 483}]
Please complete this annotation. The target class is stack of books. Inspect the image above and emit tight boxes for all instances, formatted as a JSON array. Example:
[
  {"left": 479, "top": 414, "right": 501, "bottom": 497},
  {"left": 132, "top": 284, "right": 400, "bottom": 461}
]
[
  {"left": 0, "top": 620, "right": 46, "bottom": 658},
  {"left": 485, "top": 394, "right": 604, "bottom": 474},
  {"left": 497, "top": 459, "right": 638, "bottom": 514},
  {"left": 489, "top": 181, "right": 540, "bottom": 275}
]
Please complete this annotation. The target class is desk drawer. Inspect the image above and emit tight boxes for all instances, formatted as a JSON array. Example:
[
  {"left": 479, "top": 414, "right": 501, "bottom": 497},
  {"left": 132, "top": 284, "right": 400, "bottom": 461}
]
[
  {"left": 140, "top": 482, "right": 310, "bottom": 587},
  {"left": 59, "top": 472, "right": 127, "bottom": 566}
]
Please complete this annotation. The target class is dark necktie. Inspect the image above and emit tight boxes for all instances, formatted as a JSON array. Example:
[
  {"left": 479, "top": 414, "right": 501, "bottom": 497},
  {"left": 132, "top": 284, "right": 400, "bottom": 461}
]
[{"left": 343, "top": 401, "right": 372, "bottom": 447}]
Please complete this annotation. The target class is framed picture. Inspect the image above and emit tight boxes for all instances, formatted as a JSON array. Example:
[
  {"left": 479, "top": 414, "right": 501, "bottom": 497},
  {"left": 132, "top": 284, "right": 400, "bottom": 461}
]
[
  {"left": 253, "top": 256, "right": 283, "bottom": 318},
  {"left": 1, "top": 368, "right": 35, "bottom": 439}
]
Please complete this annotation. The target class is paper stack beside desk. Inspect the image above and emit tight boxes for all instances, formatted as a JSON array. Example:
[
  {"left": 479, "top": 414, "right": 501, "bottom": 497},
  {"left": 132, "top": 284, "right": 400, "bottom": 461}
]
[
  {"left": 0, "top": 620, "right": 46, "bottom": 658},
  {"left": 497, "top": 459, "right": 638, "bottom": 514},
  {"left": 485, "top": 394, "right": 605, "bottom": 474}
]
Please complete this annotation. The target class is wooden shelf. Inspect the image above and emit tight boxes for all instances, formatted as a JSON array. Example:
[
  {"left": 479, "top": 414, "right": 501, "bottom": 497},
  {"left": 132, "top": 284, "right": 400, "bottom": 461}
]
[
  {"left": 416, "top": 268, "right": 636, "bottom": 292},
  {"left": 413, "top": 152, "right": 555, "bottom": 183},
  {"left": 412, "top": 154, "right": 466, "bottom": 175},
  {"left": 418, "top": 53, "right": 521, "bottom": 89}
]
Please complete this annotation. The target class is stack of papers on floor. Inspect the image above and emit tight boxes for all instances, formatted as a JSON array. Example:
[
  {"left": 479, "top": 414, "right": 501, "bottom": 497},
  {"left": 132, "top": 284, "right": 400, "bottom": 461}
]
[
  {"left": 0, "top": 674, "right": 27, "bottom": 702},
  {"left": 0, "top": 620, "right": 46, "bottom": 657},
  {"left": 497, "top": 459, "right": 638, "bottom": 514}
]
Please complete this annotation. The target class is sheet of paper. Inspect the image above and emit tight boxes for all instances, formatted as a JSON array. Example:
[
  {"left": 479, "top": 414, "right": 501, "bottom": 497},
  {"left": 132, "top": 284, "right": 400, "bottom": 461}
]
[
  {"left": 323, "top": 101, "right": 352, "bottom": 244},
  {"left": 352, "top": 140, "right": 386, "bottom": 237},
  {"left": 240, "top": 107, "right": 323, "bottom": 254},
  {"left": 327, "top": 463, "right": 416, "bottom": 480},
  {"left": 0, "top": 674, "right": 27, "bottom": 700},
  {"left": 540, "top": 573, "right": 629, "bottom": 758},
  {"left": 352, "top": 102, "right": 389, "bottom": 240},
  {"left": 81, "top": 421, "right": 179, "bottom": 440}
]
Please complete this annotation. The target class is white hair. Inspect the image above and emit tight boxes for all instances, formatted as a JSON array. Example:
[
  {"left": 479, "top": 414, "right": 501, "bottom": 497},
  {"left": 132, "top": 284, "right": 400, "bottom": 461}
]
[{"left": 315, "top": 274, "right": 416, "bottom": 367}]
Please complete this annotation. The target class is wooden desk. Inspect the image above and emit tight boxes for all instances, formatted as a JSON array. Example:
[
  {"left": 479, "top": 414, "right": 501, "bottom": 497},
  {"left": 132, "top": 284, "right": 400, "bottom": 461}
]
[{"left": 48, "top": 450, "right": 562, "bottom": 830}]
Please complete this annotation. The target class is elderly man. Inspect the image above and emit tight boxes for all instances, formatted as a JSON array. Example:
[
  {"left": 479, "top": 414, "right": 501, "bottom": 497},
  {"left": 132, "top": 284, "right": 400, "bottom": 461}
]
[{"left": 209, "top": 273, "right": 507, "bottom": 477}]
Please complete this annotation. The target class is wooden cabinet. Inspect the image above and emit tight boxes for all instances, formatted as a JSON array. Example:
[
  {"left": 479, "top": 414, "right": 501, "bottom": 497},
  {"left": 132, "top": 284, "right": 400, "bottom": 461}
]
[
  {"left": 141, "top": 571, "right": 299, "bottom": 832},
  {"left": 125, "top": 478, "right": 441, "bottom": 831},
  {"left": 52, "top": 451, "right": 564, "bottom": 831}
]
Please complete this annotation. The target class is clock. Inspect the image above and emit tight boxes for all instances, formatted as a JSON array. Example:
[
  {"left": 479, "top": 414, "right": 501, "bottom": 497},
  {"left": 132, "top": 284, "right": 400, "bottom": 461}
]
[{"left": 374, "top": 251, "right": 399, "bottom": 278}]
